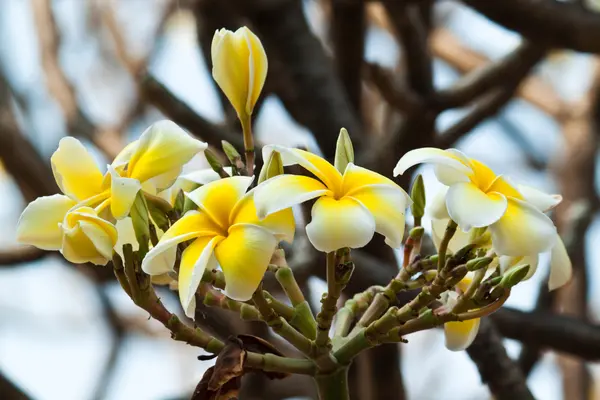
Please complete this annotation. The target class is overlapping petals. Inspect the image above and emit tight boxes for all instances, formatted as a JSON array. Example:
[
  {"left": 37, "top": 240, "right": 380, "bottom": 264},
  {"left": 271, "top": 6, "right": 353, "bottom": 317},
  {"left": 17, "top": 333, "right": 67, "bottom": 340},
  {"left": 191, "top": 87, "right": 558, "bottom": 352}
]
[
  {"left": 395, "top": 148, "right": 558, "bottom": 257},
  {"left": 142, "top": 176, "right": 295, "bottom": 317},
  {"left": 255, "top": 145, "right": 410, "bottom": 253}
]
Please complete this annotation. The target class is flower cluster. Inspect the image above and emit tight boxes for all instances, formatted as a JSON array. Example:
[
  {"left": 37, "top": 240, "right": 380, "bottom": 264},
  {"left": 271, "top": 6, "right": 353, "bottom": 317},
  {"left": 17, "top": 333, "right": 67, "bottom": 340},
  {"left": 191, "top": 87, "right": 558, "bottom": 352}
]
[{"left": 17, "top": 26, "right": 571, "bottom": 357}]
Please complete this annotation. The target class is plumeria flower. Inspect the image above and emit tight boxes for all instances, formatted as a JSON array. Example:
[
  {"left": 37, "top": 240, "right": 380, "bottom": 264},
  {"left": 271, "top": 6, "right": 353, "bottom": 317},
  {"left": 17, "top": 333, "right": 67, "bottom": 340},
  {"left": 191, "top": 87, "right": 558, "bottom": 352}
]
[
  {"left": 394, "top": 148, "right": 560, "bottom": 257},
  {"left": 157, "top": 167, "right": 233, "bottom": 205},
  {"left": 254, "top": 145, "right": 411, "bottom": 253},
  {"left": 429, "top": 185, "right": 572, "bottom": 290},
  {"left": 141, "top": 176, "right": 295, "bottom": 317},
  {"left": 17, "top": 120, "right": 207, "bottom": 265}
]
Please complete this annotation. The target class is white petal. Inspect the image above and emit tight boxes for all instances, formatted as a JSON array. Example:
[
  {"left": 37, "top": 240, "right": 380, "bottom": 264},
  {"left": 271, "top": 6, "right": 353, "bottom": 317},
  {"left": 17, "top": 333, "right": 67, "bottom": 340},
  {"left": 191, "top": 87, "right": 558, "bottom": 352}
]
[
  {"left": 114, "top": 217, "right": 139, "bottom": 259},
  {"left": 517, "top": 184, "right": 562, "bottom": 212},
  {"left": 444, "top": 318, "right": 480, "bottom": 351},
  {"left": 254, "top": 174, "right": 331, "bottom": 219},
  {"left": 108, "top": 166, "right": 142, "bottom": 219},
  {"left": 549, "top": 234, "right": 572, "bottom": 290},
  {"left": 427, "top": 187, "right": 450, "bottom": 220},
  {"left": 431, "top": 218, "right": 471, "bottom": 254},
  {"left": 306, "top": 196, "right": 376, "bottom": 252},
  {"left": 446, "top": 182, "right": 507, "bottom": 231},
  {"left": 489, "top": 198, "right": 557, "bottom": 256},
  {"left": 393, "top": 147, "right": 472, "bottom": 177},
  {"left": 499, "top": 254, "right": 539, "bottom": 280},
  {"left": 17, "top": 194, "right": 76, "bottom": 250}
]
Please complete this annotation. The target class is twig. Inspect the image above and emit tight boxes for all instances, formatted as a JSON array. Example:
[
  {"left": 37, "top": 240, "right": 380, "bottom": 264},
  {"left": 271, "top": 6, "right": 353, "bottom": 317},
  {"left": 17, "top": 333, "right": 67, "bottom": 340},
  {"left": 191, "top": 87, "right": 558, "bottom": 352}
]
[{"left": 0, "top": 246, "right": 48, "bottom": 265}]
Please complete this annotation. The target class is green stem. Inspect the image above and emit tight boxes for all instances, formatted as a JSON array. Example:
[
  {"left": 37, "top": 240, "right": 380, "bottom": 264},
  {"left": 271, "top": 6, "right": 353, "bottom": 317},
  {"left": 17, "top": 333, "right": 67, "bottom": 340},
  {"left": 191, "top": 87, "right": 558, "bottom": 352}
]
[
  {"left": 240, "top": 115, "right": 255, "bottom": 176},
  {"left": 438, "top": 220, "right": 458, "bottom": 272},
  {"left": 315, "top": 367, "right": 350, "bottom": 400},
  {"left": 245, "top": 352, "right": 316, "bottom": 376},
  {"left": 315, "top": 252, "right": 344, "bottom": 351}
]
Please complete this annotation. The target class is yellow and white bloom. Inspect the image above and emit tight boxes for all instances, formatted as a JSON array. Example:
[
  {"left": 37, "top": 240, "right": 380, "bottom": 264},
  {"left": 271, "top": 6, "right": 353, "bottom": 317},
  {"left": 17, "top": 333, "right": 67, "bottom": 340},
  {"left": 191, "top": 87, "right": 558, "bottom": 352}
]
[
  {"left": 395, "top": 148, "right": 559, "bottom": 256},
  {"left": 442, "top": 275, "right": 481, "bottom": 351},
  {"left": 141, "top": 176, "right": 294, "bottom": 317},
  {"left": 17, "top": 120, "right": 207, "bottom": 265},
  {"left": 211, "top": 27, "right": 267, "bottom": 120},
  {"left": 254, "top": 145, "right": 411, "bottom": 253}
]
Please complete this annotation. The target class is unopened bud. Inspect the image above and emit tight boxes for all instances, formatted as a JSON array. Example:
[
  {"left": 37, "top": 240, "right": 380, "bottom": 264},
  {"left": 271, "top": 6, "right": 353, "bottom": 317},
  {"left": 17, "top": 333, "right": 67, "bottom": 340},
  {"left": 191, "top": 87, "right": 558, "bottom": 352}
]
[
  {"left": 409, "top": 226, "right": 425, "bottom": 240},
  {"left": 130, "top": 192, "right": 150, "bottom": 256},
  {"left": 334, "top": 127, "right": 354, "bottom": 173},
  {"left": 466, "top": 256, "right": 493, "bottom": 271},
  {"left": 410, "top": 175, "right": 426, "bottom": 219},
  {"left": 222, "top": 140, "right": 245, "bottom": 171},
  {"left": 258, "top": 150, "right": 284, "bottom": 183},
  {"left": 205, "top": 149, "right": 229, "bottom": 178},
  {"left": 500, "top": 264, "right": 530, "bottom": 289}
]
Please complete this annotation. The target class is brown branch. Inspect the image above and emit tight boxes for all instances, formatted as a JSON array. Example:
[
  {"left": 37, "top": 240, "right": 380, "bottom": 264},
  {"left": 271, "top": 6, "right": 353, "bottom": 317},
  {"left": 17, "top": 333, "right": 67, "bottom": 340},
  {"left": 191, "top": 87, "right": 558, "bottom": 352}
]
[
  {"left": 330, "top": 0, "right": 366, "bottom": 114},
  {"left": 364, "top": 63, "right": 423, "bottom": 114},
  {"left": 466, "top": 318, "right": 534, "bottom": 400},
  {"left": 0, "top": 246, "right": 48, "bottom": 266},
  {"left": 0, "top": 370, "right": 31, "bottom": 400},
  {"left": 463, "top": 0, "right": 600, "bottom": 54}
]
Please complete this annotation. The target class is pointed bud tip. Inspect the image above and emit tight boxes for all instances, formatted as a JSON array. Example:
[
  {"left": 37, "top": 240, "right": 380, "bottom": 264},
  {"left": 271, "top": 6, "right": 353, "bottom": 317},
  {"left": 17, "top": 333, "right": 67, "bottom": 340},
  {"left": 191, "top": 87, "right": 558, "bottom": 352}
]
[
  {"left": 334, "top": 127, "right": 354, "bottom": 173},
  {"left": 500, "top": 264, "right": 530, "bottom": 288}
]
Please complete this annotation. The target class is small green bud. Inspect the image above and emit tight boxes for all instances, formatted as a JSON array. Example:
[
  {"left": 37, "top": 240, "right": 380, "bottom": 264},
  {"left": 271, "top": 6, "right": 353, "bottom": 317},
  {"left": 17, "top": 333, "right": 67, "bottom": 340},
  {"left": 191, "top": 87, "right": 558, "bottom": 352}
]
[
  {"left": 173, "top": 190, "right": 185, "bottom": 215},
  {"left": 222, "top": 140, "right": 245, "bottom": 172},
  {"left": 409, "top": 226, "right": 425, "bottom": 240},
  {"left": 500, "top": 264, "right": 530, "bottom": 289},
  {"left": 130, "top": 192, "right": 150, "bottom": 256},
  {"left": 258, "top": 150, "right": 284, "bottom": 183},
  {"left": 466, "top": 256, "right": 493, "bottom": 271},
  {"left": 334, "top": 127, "right": 354, "bottom": 173},
  {"left": 143, "top": 193, "right": 173, "bottom": 232},
  {"left": 205, "top": 149, "right": 229, "bottom": 178},
  {"left": 410, "top": 175, "right": 426, "bottom": 219}
]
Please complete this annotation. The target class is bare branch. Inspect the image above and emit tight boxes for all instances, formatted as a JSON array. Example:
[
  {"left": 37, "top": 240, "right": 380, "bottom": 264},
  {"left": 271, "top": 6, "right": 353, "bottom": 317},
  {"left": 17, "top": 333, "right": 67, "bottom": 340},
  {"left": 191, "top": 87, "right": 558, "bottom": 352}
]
[{"left": 0, "top": 246, "right": 47, "bottom": 266}]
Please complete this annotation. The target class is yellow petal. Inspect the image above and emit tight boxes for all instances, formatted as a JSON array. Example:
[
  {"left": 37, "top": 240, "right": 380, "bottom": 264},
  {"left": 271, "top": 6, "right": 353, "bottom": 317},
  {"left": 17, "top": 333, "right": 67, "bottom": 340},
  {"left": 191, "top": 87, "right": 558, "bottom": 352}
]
[
  {"left": 517, "top": 183, "right": 562, "bottom": 212},
  {"left": 61, "top": 207, "right": 118, "bottom": 265},
  {"left": 108, "top": 166, "right": 142, "bottom": 219},
  {"left": 51, "top": 137, "right": 104, "bottom": 201},
  {"left": 179, "top": 236, "right": 222, "bottom": 318},
  {"left": 347, "top": 184, "right": 408, "bottom": 248},
  {"left": 141, "top": 210, "right": 222, "bottom": 275},
  {"left": 306, "top": 196, "right": 375, "bottom": 252},
  {"left": 17, "top": 194, "right": 76, "bottom": 250},
  {"left": 341, "top": 163, "right": 410, "bottom": 199},
  {"left": 212, "top": 28, "right": 252, "bottom": 118},
  {"left": 186, "top": 176, "right": 253, "bottom": 230},
  {"left": 262, "top": 145, "right": 343, "bottom": 192},
  {"left": 468, "top": 158, "right": 497, "bottom": 192},
  {"left": 446, "top": 182, "right": 507, "bottom": 231},
  {"left": 230, "top": 191, "right": 295, "bottom": 243},
  {"left": 393, "top": 147, "right": 472, "bottom": 177},
  {"left": 126, "top": 120, "right": 207, "bottom": 185},
  {"left": 444, "top": 318, "right": 480, "bottom": 351},
  {"left": 254, "top": 174, "right": 330, "bottom": 219},
  {"left": 486, "top": 175, "right": 523, "bottom": 199},
  {"left": 114, "top": 217, "right": 139, "bottom": 259},
  {"left": 215, "top": 224, "right": 277, "bottom": 301},
  {"left": 243, "top": 27, "right": 268, "bottom": 115},
  {"left": 549, "top": 234, "right": 572, "bottom": 290},
  {"left": 489, "top": 198, "right": 557, "bottom": 256}
]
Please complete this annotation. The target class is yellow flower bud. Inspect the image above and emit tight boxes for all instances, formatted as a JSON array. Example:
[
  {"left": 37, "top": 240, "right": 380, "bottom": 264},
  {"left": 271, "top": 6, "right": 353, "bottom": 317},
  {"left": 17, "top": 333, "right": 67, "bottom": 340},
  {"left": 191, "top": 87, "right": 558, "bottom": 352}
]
[
  {"left": 60, "top": 207, "right": 118, "bottom": 266},
  {"left": 211, "top": 26, "right": 267, "bottom": 119}
]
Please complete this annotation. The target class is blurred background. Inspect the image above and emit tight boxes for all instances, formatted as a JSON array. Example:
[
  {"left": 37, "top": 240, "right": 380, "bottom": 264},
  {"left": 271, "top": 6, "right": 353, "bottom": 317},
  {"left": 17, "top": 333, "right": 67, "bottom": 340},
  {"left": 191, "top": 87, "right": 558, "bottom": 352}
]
[{"left": 1, "top": 0, "right": 600, "bottom": 399}]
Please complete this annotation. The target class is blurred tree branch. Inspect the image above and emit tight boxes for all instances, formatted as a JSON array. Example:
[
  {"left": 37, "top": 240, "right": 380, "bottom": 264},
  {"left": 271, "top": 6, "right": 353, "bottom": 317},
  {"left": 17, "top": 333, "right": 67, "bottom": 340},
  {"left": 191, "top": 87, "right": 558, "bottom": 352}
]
[{"left": 0, "top": 370, "right": 31, "bottom": 400}]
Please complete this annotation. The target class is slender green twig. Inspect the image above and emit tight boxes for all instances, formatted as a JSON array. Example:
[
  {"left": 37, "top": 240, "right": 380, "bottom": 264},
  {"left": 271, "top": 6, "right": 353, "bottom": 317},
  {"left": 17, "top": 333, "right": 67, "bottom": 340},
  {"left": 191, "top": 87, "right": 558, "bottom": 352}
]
[{"left": 438, "top": 220, "right": 458, "bottom": 272}]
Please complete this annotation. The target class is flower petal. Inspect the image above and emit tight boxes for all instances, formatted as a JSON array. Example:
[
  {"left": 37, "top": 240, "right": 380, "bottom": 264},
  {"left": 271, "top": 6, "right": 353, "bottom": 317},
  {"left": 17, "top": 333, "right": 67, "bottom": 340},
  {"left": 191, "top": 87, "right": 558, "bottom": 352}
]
[
  {"left": 51, "top": 137, "right": 104, "bottom": 201},
  {"left": 186, "top": 176, "right": 253, "bottom": 230},
  {"left": 428, "top": 187, "right": 450, "bottom": 220},
  {"left": 17, "top": 194, "right": 76, "bottom": 250},
  {"left": 126, "top": 120, "right": 207, "bottom": 185},
  {"left": 499, "top": 254, "right": 539, "bottom": 280},
  {"left": 108, "top": 166, "right": 142, "bottom": 219},
  {"left": 179, "top": 236, "right": 222, "bottom": 318},
  {"left": 262, "top": 145, "right": 342, "bottom": 191},
  {"left": 254, "top": 174, "right": 331, "bottom": 219},
  {"left": 341, "top": 163, "right": 410, "bottom": 198},
  {"left": 393, "top": 147, "right": 472, "bottom": 177},
  {"left": 517, "top": 184, "right": 562, "bottom": 212},
  {"left": 114, "top": 217, "right": 139, "bottom": 259},
  {"left": 215, "top": 224, "right": 277, "bottom": 301},
  {"left": 61, "top": 207, "right": 118, "bottom": 265},
  {"left": 141, "top": 210, "right": 222, "bottom": 275},
  {"left": 549, "top": 234, "right": 572, "bottom": 290},
  {"left": 489, "top": 198, "right": 557, "bottom": 256},
  {"left": 444, "top": 318, "right": 480, "bottom": 351},
  {"left": 446, "top": 182, "right": 507, "bottom": 231},
  {"left": 243, "top": 27, "right": 267, "bottom": 115},
  {"left": 230, "top": 191, "right": 295, "bottom": 243},
  {"left": 431, "top": 218, "right": 471, "bottom": 254},
  {"left": 347, "top": 184, "right": 408, "bottom": 248},
  {"left": 306, "top": 196, "right": 376, "bottom": 252}
]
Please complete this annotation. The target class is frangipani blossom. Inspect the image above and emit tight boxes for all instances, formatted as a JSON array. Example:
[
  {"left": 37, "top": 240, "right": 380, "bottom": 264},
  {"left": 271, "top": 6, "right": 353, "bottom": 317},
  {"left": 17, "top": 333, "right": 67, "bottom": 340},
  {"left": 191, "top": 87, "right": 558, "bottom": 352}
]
[
  {"left": 429, "top": 183, "right": 572, "bottom": 290},
  {"left": 141, "top": 176, "right": 295, "bottom": 317},
  {"left": 17, "top": 120, "right": 207, "bottom": 265},
  {"left": 442, "top": 275, "right": 480, "bottom": 351},
  {"left": 254, "top": 145, "right": 411, "bottom": 253},
  {"left": 395, "top": 148, "right": 559, "bottom": 256}
]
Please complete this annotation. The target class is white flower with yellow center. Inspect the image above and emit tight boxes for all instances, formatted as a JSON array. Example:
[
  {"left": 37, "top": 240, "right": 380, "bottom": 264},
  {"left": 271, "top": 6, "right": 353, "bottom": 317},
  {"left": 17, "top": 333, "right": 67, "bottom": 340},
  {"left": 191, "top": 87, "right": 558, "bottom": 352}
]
[
  {"left": 16, "top": 120, "right": 207, "bottom": 265},
  {"left": 141, "top": 176, "right": 295, "bottom": 318},
  {"left": 395, "top": 147, "right": 560, "bottom": 256},
  {"left": 254, "top": 145, "right": 411, "bottom": 253}
]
